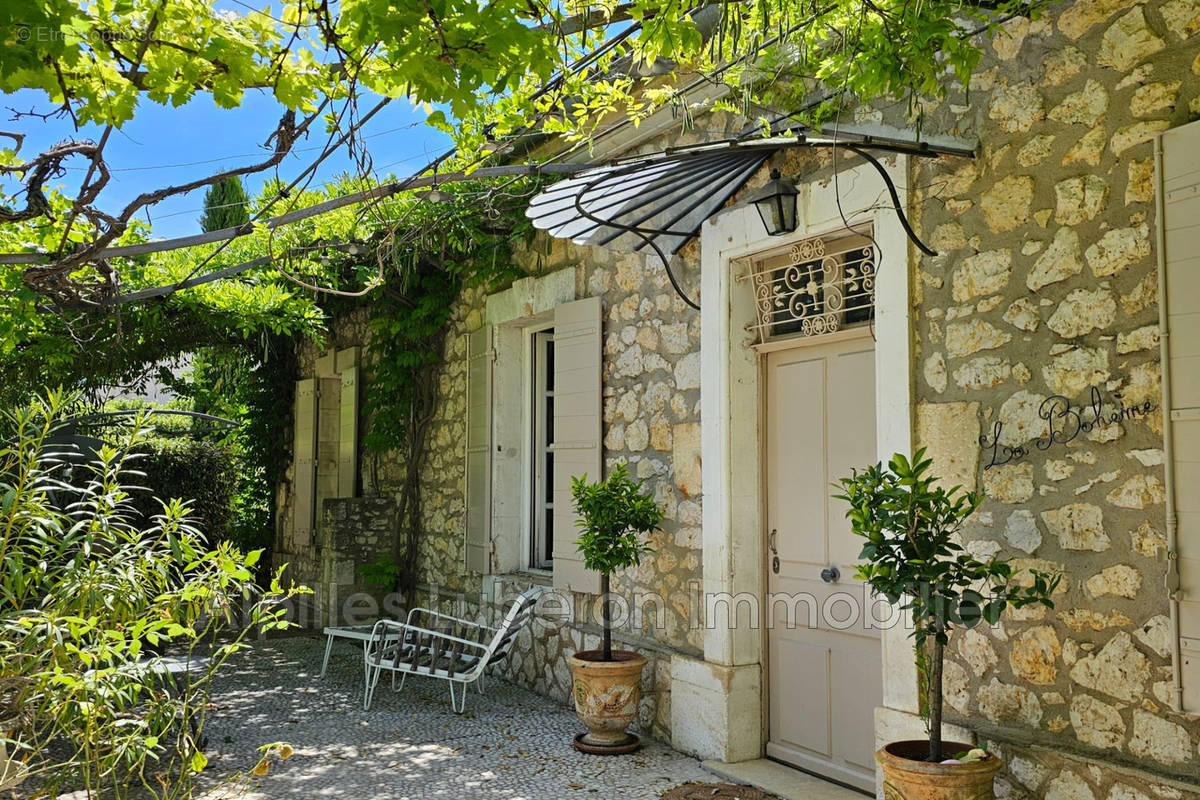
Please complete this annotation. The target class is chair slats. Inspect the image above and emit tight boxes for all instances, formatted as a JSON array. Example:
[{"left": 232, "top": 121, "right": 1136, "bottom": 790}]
[{"left": 363, "top": 587, "right": 540, "bottom": 713}]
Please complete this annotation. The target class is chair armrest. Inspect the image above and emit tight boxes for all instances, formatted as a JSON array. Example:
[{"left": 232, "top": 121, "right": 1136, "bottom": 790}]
[
  {"left": 370, "top": 619, "right": 491, "bottom": 653},
  {"left": 406, "top": 607, "right": 498, "bottom": 634}
]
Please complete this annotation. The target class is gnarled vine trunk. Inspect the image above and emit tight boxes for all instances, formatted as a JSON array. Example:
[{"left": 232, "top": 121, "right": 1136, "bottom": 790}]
[{"left": 391, "top": 330, "right": 446, "bottom": 604}]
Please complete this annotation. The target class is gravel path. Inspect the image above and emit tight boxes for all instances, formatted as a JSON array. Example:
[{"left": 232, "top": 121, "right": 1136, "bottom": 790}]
[{"left": 197, "top": 635, "right": 711, "bottom": 799}]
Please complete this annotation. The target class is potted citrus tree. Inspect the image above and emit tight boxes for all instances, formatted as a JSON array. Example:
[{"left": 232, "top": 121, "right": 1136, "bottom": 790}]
[
  {"left": 567, "top": 463, "right": 663, "bottom": 754},
  {"left": 836, "top": 450, "right": 1059, "bottom": 800}
]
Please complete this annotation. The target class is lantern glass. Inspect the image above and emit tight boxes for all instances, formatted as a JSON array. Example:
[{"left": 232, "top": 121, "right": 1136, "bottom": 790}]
[{"left": 748, "top": 169, "right": 799, "bottom": 236}]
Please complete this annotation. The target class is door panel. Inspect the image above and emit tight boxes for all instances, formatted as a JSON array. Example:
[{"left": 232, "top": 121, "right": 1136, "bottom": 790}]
[
  {"left": 771, "top": 638, "right": 831, "bottom": 756},
  {"left": 765, "top": 334, "right": 881, "bottom": 793},
  {"left": 770, "top": 355, "right": 828, "bottom": 566},
  {"left": 825, "top": 347, "right": 877, "bottom": 568}
]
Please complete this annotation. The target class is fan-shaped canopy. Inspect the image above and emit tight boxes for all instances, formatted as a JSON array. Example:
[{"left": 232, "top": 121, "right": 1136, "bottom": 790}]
[{"left": 525, "top": 148, "right": 771, "bottom": 257}]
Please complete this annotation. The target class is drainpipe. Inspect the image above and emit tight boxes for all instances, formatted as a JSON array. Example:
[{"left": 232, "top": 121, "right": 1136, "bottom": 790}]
[{"left": 1154, "top": 134, "right": 1185, "bottom": 714}]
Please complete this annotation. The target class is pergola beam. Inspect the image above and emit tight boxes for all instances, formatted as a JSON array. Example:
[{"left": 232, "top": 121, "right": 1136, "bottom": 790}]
[{"left": 0, "top": 163, "right": 589, "bottom": 267}]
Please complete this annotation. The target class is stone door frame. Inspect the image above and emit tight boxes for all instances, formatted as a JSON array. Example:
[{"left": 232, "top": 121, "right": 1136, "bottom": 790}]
[{"left": 679, "top": 154, "right": 918, "bottom": 765}]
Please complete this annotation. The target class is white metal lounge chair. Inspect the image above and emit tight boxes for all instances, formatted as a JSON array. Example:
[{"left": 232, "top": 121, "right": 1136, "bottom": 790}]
[{"left": 363, "top": 587, "right": 538, "bottom": 713}]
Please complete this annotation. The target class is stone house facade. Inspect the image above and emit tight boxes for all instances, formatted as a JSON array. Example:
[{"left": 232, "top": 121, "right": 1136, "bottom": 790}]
[
  {"left": 901, "top": 2, "right": 1200, "bottom": 797},
  {"left": 272, "top": 121, "right": 740, "bottom": 743},
  {"left": 274, "top": 1, "right": 1200, "bottom": 797}
]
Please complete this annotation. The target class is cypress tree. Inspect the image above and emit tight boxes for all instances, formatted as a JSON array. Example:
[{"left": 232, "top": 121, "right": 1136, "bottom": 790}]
[{"left": 198, "top": 176, "right": 250, "bottom": 232}]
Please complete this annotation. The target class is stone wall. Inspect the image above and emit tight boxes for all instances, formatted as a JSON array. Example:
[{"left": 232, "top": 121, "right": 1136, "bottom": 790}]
[
  {"left": 273, "top": 194, "right": 722, "bottom": 739},
  {"left": 399, "top": 234, "right": 709, "bottom": 740},
  {"left": 907, "top": 0, "right": 1200, "bottom": 795},
  {"left": 313, "top": 496, "right": 399, "bottom": 622}
]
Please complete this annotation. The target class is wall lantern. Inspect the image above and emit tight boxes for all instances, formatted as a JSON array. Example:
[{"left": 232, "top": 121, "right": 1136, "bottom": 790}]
[{"left": 746, "top": 168, "right": 799, "bottom": 236}]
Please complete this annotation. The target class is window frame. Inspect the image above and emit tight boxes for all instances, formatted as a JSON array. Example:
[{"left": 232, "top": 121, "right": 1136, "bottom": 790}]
[{"left": 524, "top": 321, "right": 556, "bottom": 573}]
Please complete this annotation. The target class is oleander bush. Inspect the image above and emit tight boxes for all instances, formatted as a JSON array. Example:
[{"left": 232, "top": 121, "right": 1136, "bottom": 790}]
[{"left": 0, "top": 390, "right": 306, "bottom": 799}]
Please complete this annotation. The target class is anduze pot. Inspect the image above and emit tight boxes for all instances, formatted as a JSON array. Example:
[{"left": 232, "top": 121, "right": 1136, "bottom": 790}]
[
  {"left": 876, "top": 740, "right": 1002, "bottom": 800},
  {"left": 567, "top": 649, "right": 646, "bottom": 754}
]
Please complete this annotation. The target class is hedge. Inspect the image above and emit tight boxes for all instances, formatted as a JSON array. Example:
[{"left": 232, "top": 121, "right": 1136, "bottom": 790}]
[{"left": 127, "top": 437, "right": 241, "bottom": 544}]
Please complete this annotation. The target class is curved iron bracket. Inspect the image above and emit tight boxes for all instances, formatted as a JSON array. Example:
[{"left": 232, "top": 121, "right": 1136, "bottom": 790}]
[
  {"left": 571, "top": 166, "right": 703, "bottom": 310},
  {"left": 842, "top": 144, "right": 938, "bottom": 257}
]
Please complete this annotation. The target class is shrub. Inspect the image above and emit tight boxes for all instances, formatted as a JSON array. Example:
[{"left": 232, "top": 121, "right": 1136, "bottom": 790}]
[
  {"left": 571, "top": 463, "right": 663, "bottom": 661},
  {"left": 128, "top": 436, "right": 241, "bottom": 544},
  {"left": 0, "top": 390, "right": 305, "bottom": 798},
  {"left": 836, "top": 450, "right": 1059, "bottom": 762}
]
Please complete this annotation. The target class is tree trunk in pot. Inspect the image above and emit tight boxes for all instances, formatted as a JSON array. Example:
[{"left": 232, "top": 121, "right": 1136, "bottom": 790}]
[
  {"left": 601, "top": 572, "right": 613, "bottom": 662},
  {"left": 928, "top": 638, "right": 943, "bottom": 763}
]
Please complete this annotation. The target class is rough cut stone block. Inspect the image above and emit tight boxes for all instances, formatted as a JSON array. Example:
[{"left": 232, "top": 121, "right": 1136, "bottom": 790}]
[
  {"left": 1042, "top": 503, "right": 1110, "bottom": 551},
  {"left": 1028, "top": 227, "right": 1084, "bottom": 291}
]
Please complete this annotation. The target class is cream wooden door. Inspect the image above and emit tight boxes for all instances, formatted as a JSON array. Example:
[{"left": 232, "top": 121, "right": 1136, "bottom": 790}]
[{"left": 765, "top": 333, "right": 881, "bottom": 792}]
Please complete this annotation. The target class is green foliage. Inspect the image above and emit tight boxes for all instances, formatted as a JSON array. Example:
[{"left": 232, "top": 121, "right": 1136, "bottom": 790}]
[
  {"left": 162, "top": 338, "right": 299, "bottom": 559},
  {"left": 570, "top": 463, "right": 662, "bottom": 662},
  {"left": 127, "top": 436, "right": 241, "bottom": 545},
  {"left": 1, "top": 0, "right": 319, "bottom": 125},
  {"left": 360, "top": 181, "right": 531, "bottom": 454},
  {"left": 0, "top": 389, "right": 307, "bottom": 798},
  {"left": 835, "top": 450, "right": 1059, "bottom": 646},
  {"left": 199, "top": 177, "right": 251, "bottom": 233},
  {"left": 356, "top": 554, "right": 403, "bottom": 591},
  {"left": 1, "top": 0, "right": 1043, "bottom": 173},
  {"left": 354, "top": 181, "right": 532, "bottom": 599},
  {"left": 570, "top": 463, "right": 663, "bottom": 577},
  {"left": 835, "top": 449, "right": 1059, "bottom": 760},
  {"left": 1, "top": 172, "right": 535, "bottom": 602},
  {"left": 361, "top": 262, "right": 462, "bottom": 454}
]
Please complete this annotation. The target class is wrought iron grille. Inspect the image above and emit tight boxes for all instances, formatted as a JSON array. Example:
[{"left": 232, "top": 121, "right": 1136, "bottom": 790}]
[{"left": 745, "top": 230, "right": 877, "bottom": 343}]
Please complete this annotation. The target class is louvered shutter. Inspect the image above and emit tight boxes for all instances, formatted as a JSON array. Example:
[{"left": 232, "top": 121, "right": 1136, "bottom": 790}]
[
  {"left": 337, "top": 348, "right": 360, "bottom": 498},
  {"left": 293, "top": 379, "right": 318, "bottom": 547},
  {"left": 316, "top": 377, "right": 341, "bottom": 505},
  {"left": 465, "top": 326, "right": 493, "bottom": 574},
  {"left": 1162, "top": 122, "right": 1200, "bottom": 711},
  {"left": 552, "top": 297, "right": 603, "bottom": 595}
]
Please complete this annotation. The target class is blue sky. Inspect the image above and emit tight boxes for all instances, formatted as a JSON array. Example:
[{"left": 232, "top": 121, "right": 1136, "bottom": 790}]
[{"left": 1, "top": 87, "right": 452, "bottom": 240}]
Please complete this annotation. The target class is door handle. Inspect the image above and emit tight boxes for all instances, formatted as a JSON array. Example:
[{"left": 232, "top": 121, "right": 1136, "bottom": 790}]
[
  {"left": 820, "top": 565, "right": 841, "bottom": 584},
  {"left": 769, "top": 528, "right": 780, "bottom": 575}
]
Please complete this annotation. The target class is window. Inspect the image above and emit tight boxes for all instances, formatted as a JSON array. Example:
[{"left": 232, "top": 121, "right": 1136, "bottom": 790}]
[
  {"left": 290, "top": 347, "right": 360, "bottom": 550},
  {"left": 530, "top": 328, "right": 555, "bottom": 569},
  {"left": 747, "top": 230, "right": 876, "bottom": 343},
  {"left": 464, "top": 294, "right": 602, "bottom": 594}
]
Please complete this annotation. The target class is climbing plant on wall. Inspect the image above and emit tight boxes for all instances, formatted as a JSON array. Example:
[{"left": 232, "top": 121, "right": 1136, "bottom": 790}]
[
  {"left": 357, "top": 180, "right": 534, "bottom": 599},
  {"left": 0, "top": 164, "right": 537, "bottom": 599}
]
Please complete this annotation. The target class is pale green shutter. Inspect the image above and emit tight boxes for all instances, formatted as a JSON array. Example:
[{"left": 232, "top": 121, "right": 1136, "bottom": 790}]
[
  {"left": 552, "top": 297, "right": 603, "bottom": 595},
  {"left": 465, "top": 326, "right": 493, "bottom": 574},
  {"left": 337, "top": 347, "right": 360, "bottom": 498},
  {"left": 293, "top": 379, "right": 318, "bottom": 547},
  {"left": 316, "top": 377, "right": 341, "bottom": 507},
  {"left": 1162, "top": 122, "right": 1200, "bottom": 711}
]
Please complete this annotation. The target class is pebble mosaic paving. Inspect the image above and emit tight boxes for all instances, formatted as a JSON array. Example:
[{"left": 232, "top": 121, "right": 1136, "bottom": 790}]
[{"left": 197, "top": 635, "right": 712, "bottom": 799}]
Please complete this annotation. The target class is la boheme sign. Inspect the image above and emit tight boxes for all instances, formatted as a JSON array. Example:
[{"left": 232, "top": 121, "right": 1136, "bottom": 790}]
[{"left": 979, "top": 386, "right": 1158, "bottom": 470}]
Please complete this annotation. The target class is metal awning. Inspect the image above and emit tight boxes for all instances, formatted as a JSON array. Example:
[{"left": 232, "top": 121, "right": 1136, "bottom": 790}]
[
  {"left": 525, "top": 127, "right": 977, "bottom": 309},
  {"left": 525, "top": 147, "right": 771, "bottom": 258}
]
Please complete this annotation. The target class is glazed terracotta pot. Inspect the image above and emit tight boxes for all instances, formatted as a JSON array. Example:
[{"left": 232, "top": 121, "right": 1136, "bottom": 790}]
[
  {"left": 877, "top": 740, "right": 1002, "bottom": 800},
  {"left": 567, "top": 649, "right": 646, "bottom": 753}
]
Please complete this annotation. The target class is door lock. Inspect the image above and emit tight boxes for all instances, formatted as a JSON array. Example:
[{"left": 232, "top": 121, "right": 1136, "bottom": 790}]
[
  {"left": 820, "top": 565, "right": 841, "bottom": 584},
  {"left": 769, "top": 528, "right": 780, "bottom": 575}
]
